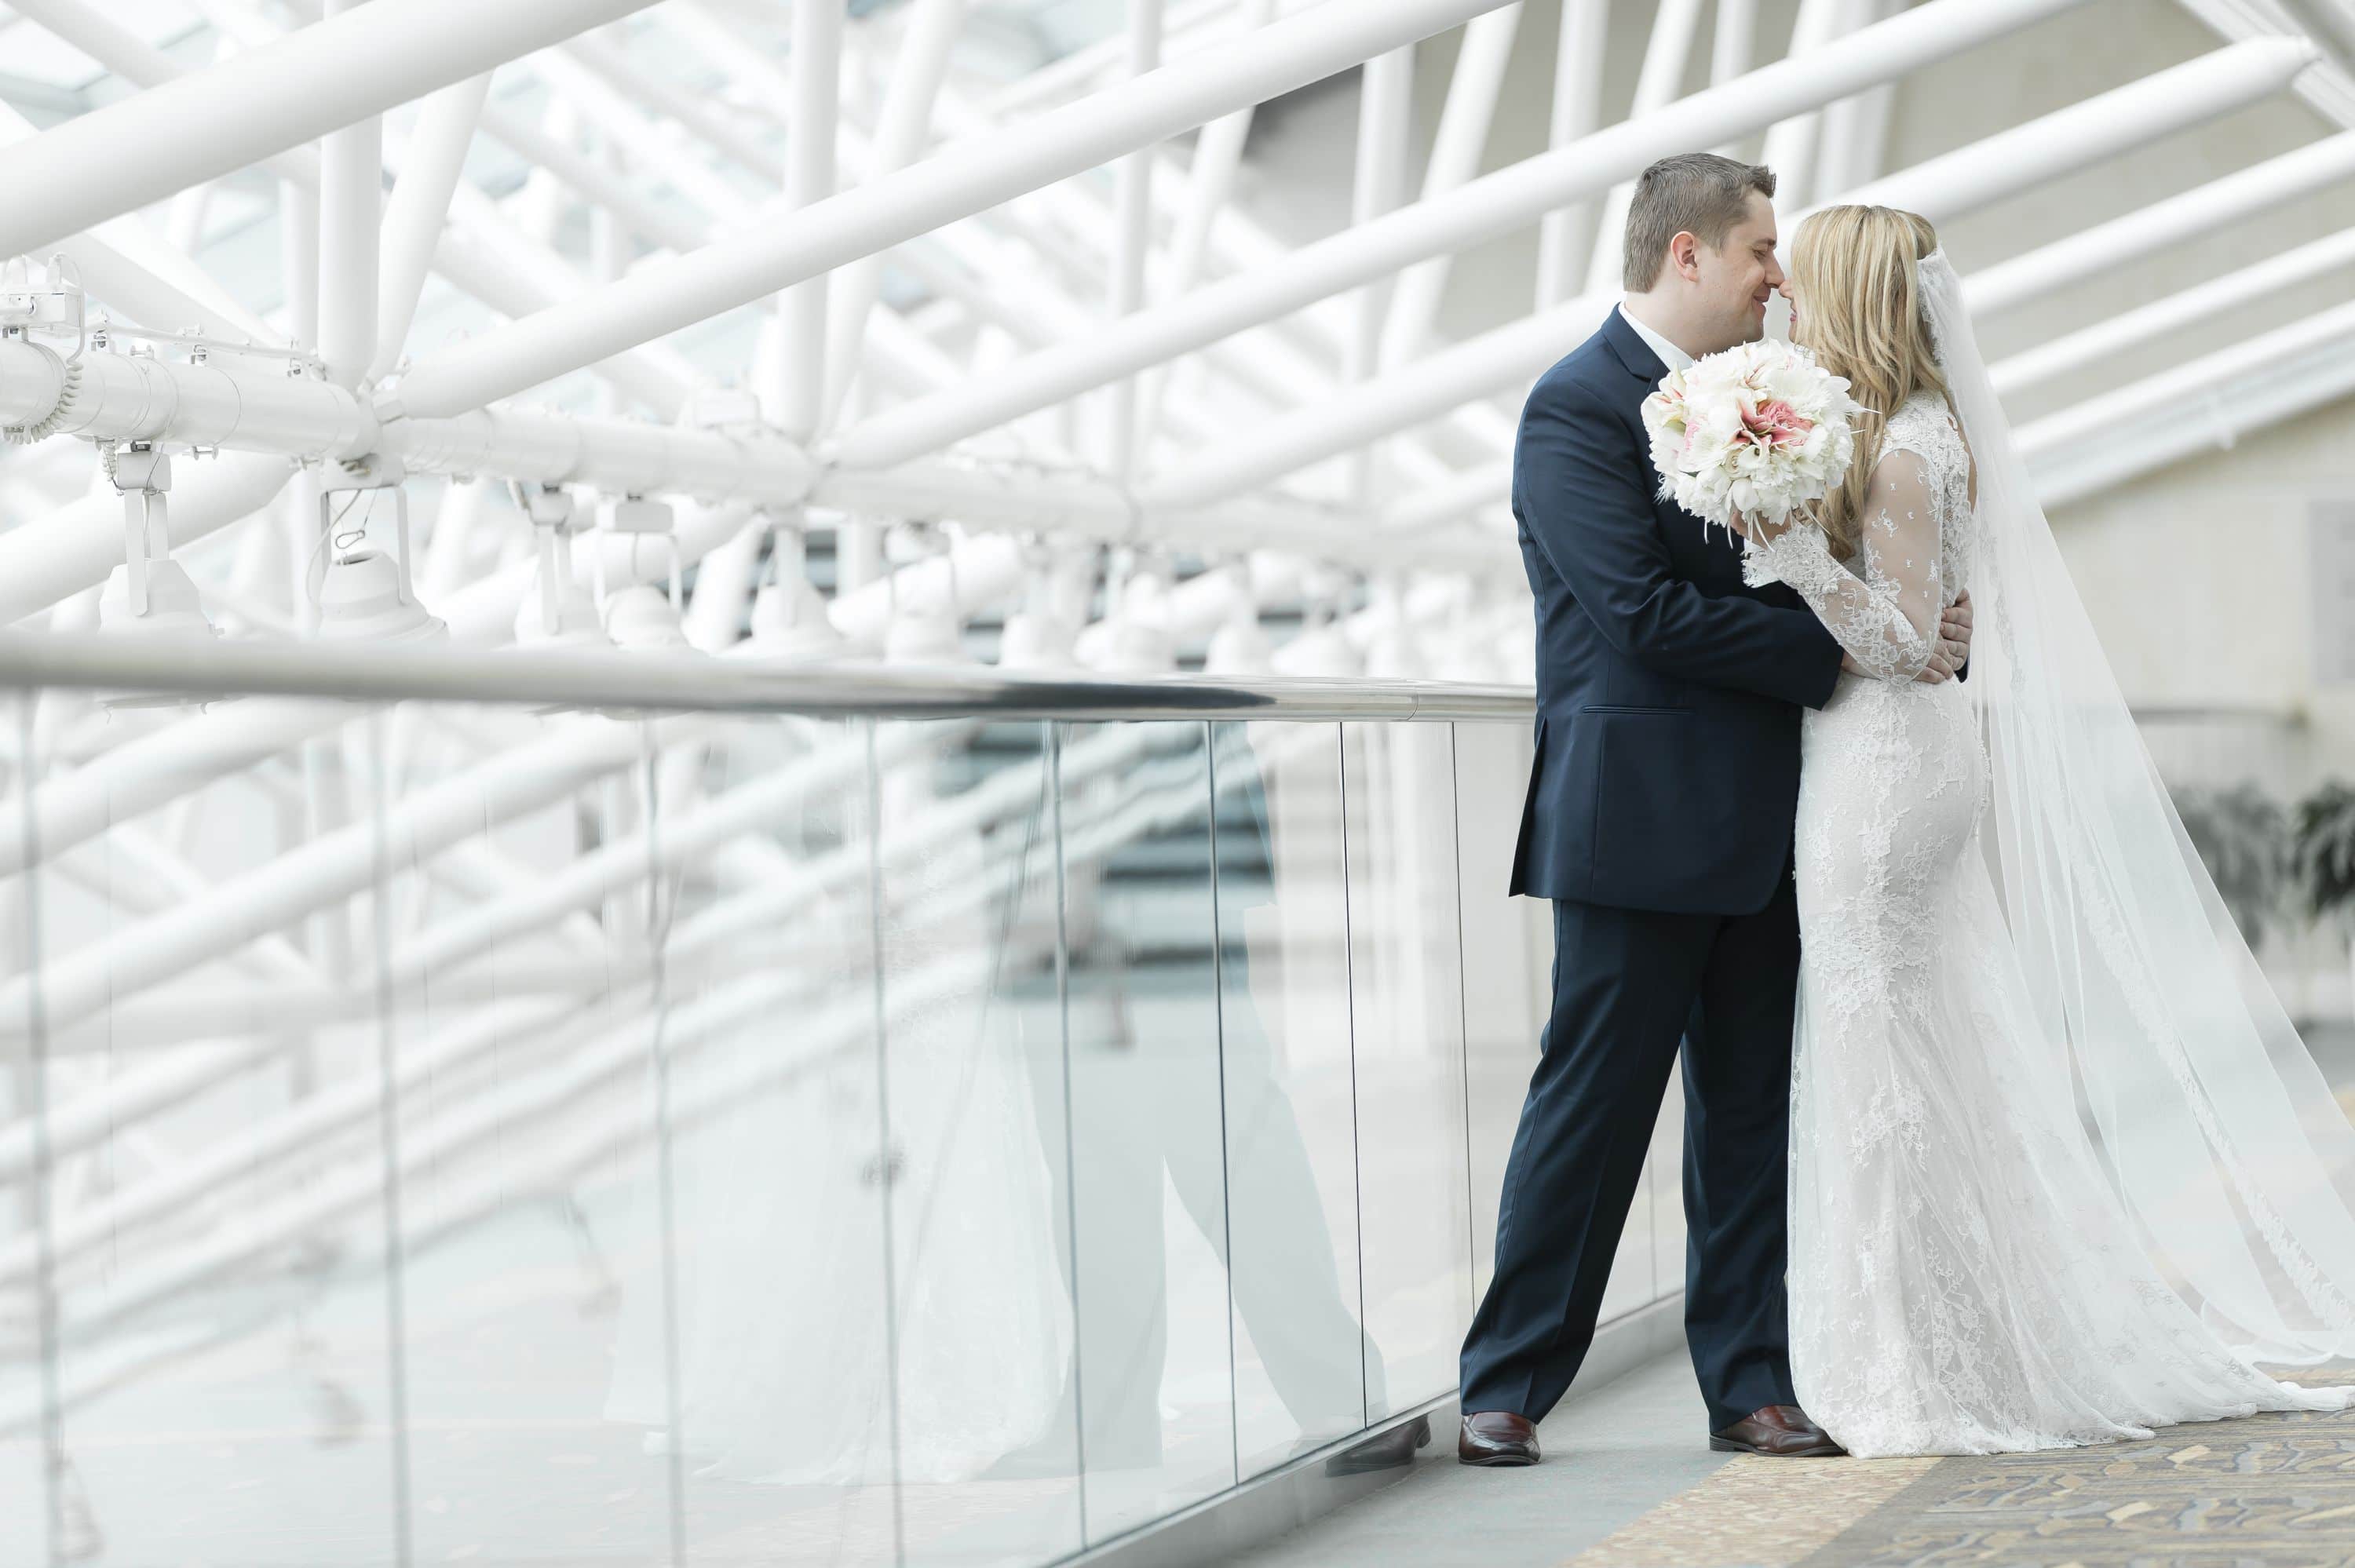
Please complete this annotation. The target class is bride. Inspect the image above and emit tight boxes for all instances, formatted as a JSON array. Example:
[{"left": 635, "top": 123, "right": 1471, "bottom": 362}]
[{"left": 1740, "top": 204, "right": 2355, "bottom": 1457}]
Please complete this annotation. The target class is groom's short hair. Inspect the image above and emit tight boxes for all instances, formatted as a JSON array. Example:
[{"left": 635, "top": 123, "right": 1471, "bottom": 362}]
[{"left": 1624, "top": 153, "right": 1777, "bottom": 292}]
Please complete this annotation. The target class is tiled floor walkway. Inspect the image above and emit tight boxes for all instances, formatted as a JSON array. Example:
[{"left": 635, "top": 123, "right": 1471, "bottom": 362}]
[
  {"left": 1229, "top": 1352, "right": 1737, "bottom": 1568},
  {"left": 1235, "top": 1353, "right": 2355, "bottom": 1567}
]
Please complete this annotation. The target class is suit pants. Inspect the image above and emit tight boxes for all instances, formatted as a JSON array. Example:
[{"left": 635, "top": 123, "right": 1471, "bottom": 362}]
[{"left": 1459, "top": 866, "right": 1802, "bottom": 1431}]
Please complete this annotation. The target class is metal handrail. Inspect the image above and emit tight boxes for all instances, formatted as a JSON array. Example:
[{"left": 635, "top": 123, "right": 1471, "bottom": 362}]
[{"left": 0, "top": 629, "right": 1538, "bottom": 721}]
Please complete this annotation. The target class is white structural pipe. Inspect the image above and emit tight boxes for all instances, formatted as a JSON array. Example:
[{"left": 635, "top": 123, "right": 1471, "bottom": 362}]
[
  {"left": 2280, "top": 0, "right": 2355, "bottom": 82},
  {"left": 821, "top": 0, "right": 969, "bottom": 429},
  {"left": 525, "top": 46, "right": 750, "bottom": 220},
  {"left": 0, "top": 0, "right": 664, "bottom": 261},
  {"left": 389, "top": 0, "right": 1519, "bottom": 418},
  {"left": 1535, "top": 0, "right": 1608, "bottom": 308},
  {"left": 809, "top": 458, "right": 1509, "bottom": 572},
  {"left": 371, "top": 74, "right": 494, "bottom": 384},
  {"left": 1812, "top": 0, "right": 1895, "bottom": 202},
  {"left": 1992, "top": 222, "right": 2355, "bottom": 396},
  {"left": 316, "top": 0, "right": 382, "bottom": 388},
  {"left": 1379, "top": 3, "right": 1524, "bottom": 370},
  {"left": 2029, "top": 303, "right": 2355, "bottom": 507},
  {"left": 562, "top": 30, "right": 783, "bottom": 183},
  {"left": 1962, "top": 130, "right": 2355, "bottom": 315},
  {"left": 1132, "top": 0, "right": 1277, "bottom": 453},
  {"left": 1825, "top": 37, "right": 2319, "bottom": 221},
  {"left": 0, "top": 341, "right": 1492, "bottom": 586},
  {"left": 2018, "top": 294, "right": 2355, "bottom": 463},
  {"left": 1344, "top": 39, "right": 1415, "bottom": 504},
  {"left": 476, "top": 104, "right": 700, "bottom": 253},
  {"left": 0, "top": 100, "right": 283, "bottom": 349},
  {"left": 778, "top": 0, "right": 844, "bottom": 441},
  {"left": 20, "top": 0, "right": 689, "bottom": 414},
  {"left": 1140, "top": 294, "right": 1611, "bottom": 512},
  {"left": 6, "top": 0, "right": 314, "bottom": 186},
  {"left": 1758, "top": 0, "right": 1844, "bottom": 217},
  {"left": 1383, "top": 463, "right": 1513, "bottom": 532},
  {"left": 1583, "top": 0, "right": 1707, "bottom": 295},
  {"left": 827, "top": 0, "right": 2126, "bottom": 472},
  {"left": 1105, "top": 0, "right": 1169, "bottom": 480},
  {"left": 1182, "top": 40, "right": 2322, "bottom": 516},
  {"left": 1713, "top": 0, "right": 1759, "bottom": 87},
  {"left": 0, "top": 340, "right": 805, "bottom": 500}
]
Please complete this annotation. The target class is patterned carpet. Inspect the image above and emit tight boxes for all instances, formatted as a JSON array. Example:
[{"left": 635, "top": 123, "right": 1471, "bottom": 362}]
[{"left": 1566, "top": 1377, "right": 2355, "bottom": 1567}]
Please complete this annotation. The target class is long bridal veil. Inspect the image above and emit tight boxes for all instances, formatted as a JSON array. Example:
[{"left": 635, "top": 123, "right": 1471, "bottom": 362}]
[{"left": 1921, "top": 250, "right": 2355, "bottom": 1363}]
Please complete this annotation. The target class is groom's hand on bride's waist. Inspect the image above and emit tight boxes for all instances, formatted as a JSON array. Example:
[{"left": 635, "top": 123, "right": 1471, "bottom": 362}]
[
  {"left": 1835, "top": 590, "right": 1973, "bottom": 683},
  {"left": 1930, "top": 592, "right": 1973, "bottom": 683}
]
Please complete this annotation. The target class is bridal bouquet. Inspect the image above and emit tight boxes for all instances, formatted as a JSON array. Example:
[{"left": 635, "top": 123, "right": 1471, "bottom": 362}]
[{"left": 1639, "top": 338, "right": 1862, "bottom": 538}]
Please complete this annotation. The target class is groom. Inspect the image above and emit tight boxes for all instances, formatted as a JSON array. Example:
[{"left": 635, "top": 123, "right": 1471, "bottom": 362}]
[{"left": 1457, "top": 154, "right": 1971, "bottom": 1465}]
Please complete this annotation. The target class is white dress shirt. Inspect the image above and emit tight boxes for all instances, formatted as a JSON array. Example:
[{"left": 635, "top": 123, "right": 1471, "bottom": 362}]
[{"left": 1617, "top": 302, "right": 1694, "bottom": 376}]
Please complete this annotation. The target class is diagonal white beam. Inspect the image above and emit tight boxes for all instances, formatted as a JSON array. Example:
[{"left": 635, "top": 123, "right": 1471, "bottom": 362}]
[
  {"left": 371, "top": 73, "right": 494, "bottom": 384},
  {"left": 1583, "top": 0, "right": 1707, "bottom": 297},
  {"left": 389, "top": 0, "right": 1519, "bottom": 418},
  {"left": 1164, "top": 37, "right": 2321, "bottom": 516},
  {"left": 820, "top": 0, "right": 968, "bottom": 430},
  {"left": 777, "top": 0, "right": 844, "bottom": 441},
  {"left": 317, "top": 0, "right": 382, "bottom": 388},
  {"left": 1992, "top": 221, "right": 2355, "bottom": 396},
  {"left": 1962, "top": 129, "right": 2355, "bottom": 315},
  {"left": 0, "top": 0, "right": 663, "bottom": 261},
  {"left": 828, "top": 0, "right": 2113, "bottom": 472},
  {"left": 1535, "top": 0, "right": 1608, "bottom": 307},
  {"left": 1379, "top": 2, "right": 1524, "bottom": 370},
  {"left": 475, "top": 103, "right": 699, "bottom": 253},
  {"left": 2019, "top": 294, "right": 2355, "bottom": 461},
  {"left": 2025, "top": 295, "right": 2355, "bottom": 505},
  {"left": 9, "top": 0, "right": 315, "bottom": 185}
]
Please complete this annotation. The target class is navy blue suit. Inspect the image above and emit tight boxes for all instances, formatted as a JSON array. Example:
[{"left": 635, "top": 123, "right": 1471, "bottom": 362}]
[{"left": 1460, "top": 309, "right": 1844, "bottom": 1431}]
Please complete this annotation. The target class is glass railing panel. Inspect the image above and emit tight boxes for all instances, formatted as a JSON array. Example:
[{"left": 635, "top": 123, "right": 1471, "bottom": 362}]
[
  {"left": 1449, "top": 720, "right": 1545, "bottom": 1303},
  {"left": 2, "top": 692, "right": 57, "bottom": 1566},
  {"left": 1339, "top": 721, "right": 1473, "bottom": 1419},
  {"left": 868, "top": 718, "right": 1083, "bottom": 1567},
  {"left": 9, "top": 695, "right": 408, "bottom": 1565},
  {"left": 346, "top": 702, "right": 703, "bottom": 1565},
  {"left": 1207, "top": 722, "right": 1367, "bottom": 1479},
  {"left": 1051, "top": 720, "right": 1233, "bottom": 1544}
]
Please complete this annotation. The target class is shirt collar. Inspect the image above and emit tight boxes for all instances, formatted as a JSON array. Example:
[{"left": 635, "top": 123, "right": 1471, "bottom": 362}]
[{"left": 1617, "top": 302, "right": 1695, "bottom": 376}]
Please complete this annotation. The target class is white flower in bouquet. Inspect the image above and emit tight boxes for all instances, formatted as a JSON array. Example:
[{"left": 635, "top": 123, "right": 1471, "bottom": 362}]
[{"left": 1638, "top": 338, "right": 1863, "bottom": 539}]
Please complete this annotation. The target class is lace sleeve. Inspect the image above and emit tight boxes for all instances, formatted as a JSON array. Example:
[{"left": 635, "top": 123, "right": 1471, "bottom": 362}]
[{"left": 1749, "top": 449, "right": 1941, "bottom": 683}]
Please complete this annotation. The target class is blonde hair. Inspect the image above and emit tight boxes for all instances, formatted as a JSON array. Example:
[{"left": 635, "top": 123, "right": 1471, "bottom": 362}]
[{"left": 1791, "top": 205, "right": 1945, "bottom": 557}]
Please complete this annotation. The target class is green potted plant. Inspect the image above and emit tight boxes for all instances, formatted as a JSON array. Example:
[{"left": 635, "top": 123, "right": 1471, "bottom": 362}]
[
  {"left": 2176, "top": 782, "right": 2291, "bottom": 952},
  {"left": 2293, "top": 782, "right": 2355, "bottom": 1018}
]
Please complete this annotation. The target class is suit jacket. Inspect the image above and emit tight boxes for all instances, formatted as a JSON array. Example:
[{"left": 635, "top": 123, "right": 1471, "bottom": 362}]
[{"left": 1508, "top": 308, "right": 1844, "bottom": 915}]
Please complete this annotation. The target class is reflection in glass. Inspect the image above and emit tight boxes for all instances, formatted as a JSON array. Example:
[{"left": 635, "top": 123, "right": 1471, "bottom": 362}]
[
  {"left": 1209, "top": 723, "right": 1372, "bottom": 1477},
  {"left": 9, "top": 698, "right": 409, "bottom": 1565},
  {"left": 1342, "top": 721, "right": 1473, "bottom": 1417},
  {"left": 1049, "top": 720, "right": 1232, "bottom": 1542},
  {"left": 1449, "top": 721, "right": 1546, "bottom": 1300},
  {"left": 0, "top": 679, "right": 1601, "bottom": 1566},
  {"left": 870, "top": 718, "right": 1079, "bottom": 1566}
]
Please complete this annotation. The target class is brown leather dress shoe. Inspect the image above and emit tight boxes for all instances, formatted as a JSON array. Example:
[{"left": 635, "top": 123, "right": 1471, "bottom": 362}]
[
  {"left": 1457, "top": 1410, "right": 1539, "bottom": 1466},
  {"left": 1709, "top": 1404, "right": 1845, "bottom": 1457}
]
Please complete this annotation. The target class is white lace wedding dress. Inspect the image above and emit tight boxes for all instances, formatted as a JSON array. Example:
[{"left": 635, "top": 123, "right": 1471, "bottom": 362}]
[{"left": 1747, "top": 390, "right": 2352, "bottom": 1457}]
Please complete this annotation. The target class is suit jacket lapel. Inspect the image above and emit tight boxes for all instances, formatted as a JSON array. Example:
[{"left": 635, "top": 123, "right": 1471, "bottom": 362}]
[{"left": 1600, "top": 306, "right": 1668, "bottom": 388}]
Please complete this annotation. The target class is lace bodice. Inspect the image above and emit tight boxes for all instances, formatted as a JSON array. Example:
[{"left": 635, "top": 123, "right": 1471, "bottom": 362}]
[{"left": 1741, "top": 391, "right": 1975, "bottom": 682}]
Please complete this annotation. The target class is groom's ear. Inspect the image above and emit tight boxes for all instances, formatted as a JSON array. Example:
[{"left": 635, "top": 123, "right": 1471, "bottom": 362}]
[{"left": 1667, "top": 231, "right": 1704, "bottom": 283}]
